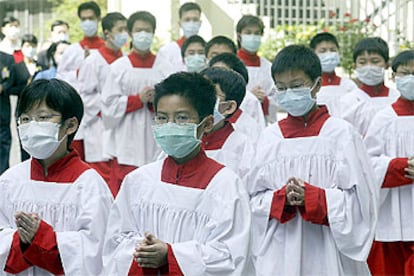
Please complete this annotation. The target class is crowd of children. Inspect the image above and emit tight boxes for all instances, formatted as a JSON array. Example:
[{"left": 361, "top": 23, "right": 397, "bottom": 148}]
[{"left": 0, "top": 1, "right": 413, "bottom": 275}]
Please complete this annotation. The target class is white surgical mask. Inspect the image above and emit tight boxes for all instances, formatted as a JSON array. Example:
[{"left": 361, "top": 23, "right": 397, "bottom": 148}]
[
  {"left": 18, "top": 121, "right": 66, "bottom": 159},
  {"left": 22, "top": 47, "right": 37, "bottom": 59},
  {"left": 80, "top": 20, "right": 98, "bottom": 37},
  {"left": 276, "top": 80, "right": 319, "bottom": 117},
  {"left": 319, "top": 52, "right": 340, "bottom": 73},
  {"left": 184, "top": 54, "right": 206, "bottom": 72},
  {"left": 213, "top": 99, "right": 225, "bottom": 126},
  {"left": 241, "top": 34, "right": 261, "bottom": 53},
  {"left": 356, "top": 65, "right": 385, "bottom": 86},
  {"left": 132, "top": 31, "right": 153, "bottom": 51},
  {"left": 396, "top": 75, "right": 414, "bottom": 101},
  {"left": 181, "top": 21, "right": 201, "bottom": 38},
  {"left": 54, "top": 33, "right": 69, "bottom": 43},
  {"left": 5, "top": 26, "right": 20, "bottom": 40},
  {"left": 111, "top": 32, "right": 129, "bottom": 49}
]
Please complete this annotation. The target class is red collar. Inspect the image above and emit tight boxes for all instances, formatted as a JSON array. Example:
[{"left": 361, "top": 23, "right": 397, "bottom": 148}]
[
  {"left": 13, "top": 50, "right": 24, "bottom": 63},
  {"left": 392, "top": 97, "right": 414, "bottom": 116},
  {"left": 161, "top": 150, "right": 224, "bottom": 190},
  {"left": 237, "top": 48, "right": 260, "bottom": 66},
  {"left": 128, "top": 50, "right": 156, "bottom": 68},
  {"left": 321, "top": 72, "right": 341, "bottom": 86},
  {"left": 176, "top": 36, "right": 186, "bottom": 48},
  {"left": 202, "top": 122, "right": 234, "bottom": 150},
  {"left": 359, "top": 83, "right": 389, "bottom": 97},
  {"left": 98, "top": 45, "right": 123, "bottom": 64},
  {"left": 30, "top": 150, "right": 90, "bottom": 183},
  {"left": 228, "top": 109, "right": 243, "bottom": 124},
  {"left": 279, "top": 106, "right": 330, "bottom": 138},
  {"left": 79, "top": 36, "right": 105, "bottom": 50}
]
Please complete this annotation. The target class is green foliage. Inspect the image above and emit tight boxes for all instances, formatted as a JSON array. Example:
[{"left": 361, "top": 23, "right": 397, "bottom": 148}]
[{"left": 260, "top": 12, "right": 379, "bottom": 76}]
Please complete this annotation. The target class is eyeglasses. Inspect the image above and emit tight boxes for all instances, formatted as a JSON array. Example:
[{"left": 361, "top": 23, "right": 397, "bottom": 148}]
[
  {"left": 154, "top": 113, "right": 198, "bottom": 124},
  {"left": 17, "top": 114, "right": 61, "bottom": 125}
]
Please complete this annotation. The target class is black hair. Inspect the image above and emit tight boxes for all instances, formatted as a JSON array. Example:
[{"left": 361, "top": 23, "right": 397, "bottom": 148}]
[
  {"left": 77, "top": 1, "right": 101, "bottom": 18},
  {"left": 16, "top": 79, "right": 84, "bottom": 148},
  {"left": 353, "top": 37, "right": 389, "bottom": 63},
  {"left": 1, "top": 16, "right": 20, "bottom": 27},
  {"left": 50, "top": 20, "right": 69, "bottom": 32},
  {"left": 391, "top": 50, "right": 414, "bottom": 73},
  {"left": 236, "top": 15, "right": 264, "bottom": 48},
  {"left": 181, "top": 35, "right": 206, "bottom": 58},
  {"left": 102, "top": 12, "right": 126, "bottom": 32},
  {"left": 309, "top": 32, "right": 339, "bottom": 49},
  {"left": 201, "top": 67, "right": 246, "bottom": 108},
  {"left": 21, "top": 34, "right": 38, "bottom": 46},
  {"left": 154, "top": 72, "right": 216, "bottom": 120},
  {"left": 205, "top": 36, "right": 237, "bottom": 57},
  {"left": 127, "top": 11, "right": 156, "bottom": 33},
  {"left": 271, "top": 44, "right": 322, "bottom": 82},
  {"left": 208, "top": 53, "right": 249, "bottom": 83},
  {"left": 179, "top": 2, "right": 201, "bottom": 18},
  {"left": 47, "top": 41, "right": 71, "bottom": 67}
]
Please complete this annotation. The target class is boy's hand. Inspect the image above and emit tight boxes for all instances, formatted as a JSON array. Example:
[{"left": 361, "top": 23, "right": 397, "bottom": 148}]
[
  {"left": 133, "top": 232, "right": 168, "bottom": 268},
  {"left": 15, "top": 212, "right": 40, "bottom": 244},
  {"left": 286, "top": 177, "right": 305, "bottom": 206},
  {"left": 251, "top": 85, "right": 266, "bottom": 103},
  {"left": 405, "top": 157, "right": 414, "bottom": 180},
  {"left": 139, "top": 86, "right": 154, "bottom": 103}
]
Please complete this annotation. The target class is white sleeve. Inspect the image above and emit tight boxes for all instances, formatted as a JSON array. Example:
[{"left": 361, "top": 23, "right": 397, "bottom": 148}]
[
  {"left": 338, "top": 94, "right": 374, "bottom": 136},
  {"left": 78, "top": 56, "right": 100, "bottom": 126},
  {"left": 101, "top": 64, "right": 128, "bottom": 129},
  {"left": 56, "top": 171, "right": 113, "bottom": 276},
  {"left": 0, "top": 180, "right": 15, "bottom": 273},
  {"left": 56, "top": 44, "right": 83, "bottom": 89}
]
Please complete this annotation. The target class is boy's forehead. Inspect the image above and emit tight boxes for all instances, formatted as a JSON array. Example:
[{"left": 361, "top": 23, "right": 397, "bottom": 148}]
[
  {"left": 274, "top": 69, "right": 310, "bottom": 83},
  {"left": 24, "top": 100, "right": 56, "bottom": 114},
  {"left": 357, "top": 51, "right": 385, "bottom": 60},
  {"left": 157, "top": 94, "right": 197, "bottom": 114}
]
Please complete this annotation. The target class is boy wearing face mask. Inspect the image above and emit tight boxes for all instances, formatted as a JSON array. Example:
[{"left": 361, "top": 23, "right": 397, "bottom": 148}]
[
  {"left": 33, "top": 41, "right": 71, "bottom": 81},
  {"left": 310, "top": 32, "right": 358, "bottom": 116},
  {"left": 236, "top": 15, "right": 278, "bottom": 124},
  {"left": 75, "top": 12, "right": 127, "bottom": 196},
  {"left": 364, "top": 50, "right": 414, "bottom": 276},
  {"left": 200, "top": 67, "right": 255, "bottom": 179},
  {"left": 0, "top": 79, "right": 113, "bottom": 275},
  {"left": 157, "top": 2, "right": 202, "bottom": 73},
  {"left": 181, "top": 35, "right": 206, "bottom": 73},
  {"left": 208, "top": 53, "right": 266, "bottom": 141},
  {"left": 0, "top": 16, "right": 23, "bottom": 63},
  {"left": 101, "top": 11, "right": 171, "bottom": 196},
  {"left": 246, "top": 45, "right": 377, "bottom": 275},
  {"left": 57, "top": 1, "right": 104, "bottom": 92},
  {"left": 102, "top": 72, "right": 252, "bottom": 276},
  {"left": 338, "top": 37, "right": 400, "bottom": 136}
]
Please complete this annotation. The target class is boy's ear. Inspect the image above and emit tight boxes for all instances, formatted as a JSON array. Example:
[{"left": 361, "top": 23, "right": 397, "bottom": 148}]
[
  {"left": 65, "top": 117, "right": 79, "bottom": 136},
  {"left": 201, "top": 115, "right": 214, "bottom": 134},
  {"left": 391, "top": 71, "right": 396, "bottom": 82},
  {"left": 222, "top": 100, "right": 237, "bottom": 116}
]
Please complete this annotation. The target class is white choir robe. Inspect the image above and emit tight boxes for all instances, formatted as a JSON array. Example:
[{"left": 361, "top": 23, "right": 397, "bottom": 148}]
[
  {"left": 0, "top": 159, "right": 113, "bottom": 275},
  {"left": 56, "top": 42, "right": 99, "bottom": 92},
  {"left": 317, "top": 77, "right": 358, "bottom": 117},
  {"left": 240, "top": 90, "right": 266, "bottom": 129},
  {"left": 77, "top": 50, "right": 115, "bottom": 162},
  {"left": 364, "top": 102, "right": 414, "bottom": 241},
  {"left": 245, "top": 57, "right": 278, "bottom": 123},
  {"left": 101, "top": 55, "right": 171, "bottom": 167},
  {"left": 102, "top": 156, "right": 253, "bottom": 275},
  {"left": 203, "top": 124, "right": 255, "bottom": 179},
  {"left": 156, "top": 41, "right": 186, "bottom": 73},
  {"left": 229, "top": 109, "right": 263, "bottom": 144},
  {"left": 245, "top": 117, "right": 378, "bottom": 275},
  {"left": 338, "top": 87, "right": 399, "bottom": 136}
]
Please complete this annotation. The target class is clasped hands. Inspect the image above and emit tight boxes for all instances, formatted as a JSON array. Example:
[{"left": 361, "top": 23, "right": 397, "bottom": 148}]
[
  {"left": 133, "top": 232, "right": 168, "bottom": 269},
  {"left": 15, "top": 211, "right": 41, "bottom": 244},
  {"left": 285, "top": 177, "right": 305, "bottom": 206}
]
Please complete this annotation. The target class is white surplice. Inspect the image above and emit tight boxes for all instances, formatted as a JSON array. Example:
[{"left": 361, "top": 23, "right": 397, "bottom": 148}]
[
  {"left": 240, "top": 90, "right": 266, "bottom": 129},
  {"left": 156, "top": 41, "right": 186, "bottom": 73}
]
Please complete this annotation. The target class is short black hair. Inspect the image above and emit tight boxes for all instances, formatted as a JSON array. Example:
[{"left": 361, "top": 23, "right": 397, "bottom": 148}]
[
  {"left": 154, "top": 72, "right": 216, "bottom": 121},
  {"left": 208, "top": 53, "right": 249, "bottom": 83},
  {"left": 47, "top": 41, "right": 71, "bottom": 67},
  {"left": 2, "top": 16, "right": 20, "bottom": 27},
  {"left": 181, "top": 35, "right": 206, "bottom": 58},
  {"left": 16, "top": 79, "right": 84, "bottom": 148},
  {"left": 271, "top": 45, "right": 322, "bottom": 82},
  {"left": 50, "top": 20, "right": 69, "bottom": 32},
  {"left": 205, "top": 36, "right": 237, "bottom": 57},
  {"left": 201, "top": 67, "right": 246, "bottom": 108},
  {"left": 353, "top": 37, "right": 389, "bottom": 63},
  {"left": 179, "top": 2, "right": 201, "bottom": 18},
  {"left": 77, "top": 1, "right": 101, "bottom": 18},
  {"left": 102, "top": 12, "right": 126, "bottom": 32},
  {"left": 391, "top": 50, "right": 414, "bottom": 73},
  {"left": 127, "top": 11, "right": 156, "bottom": 33},
  {"left": 309, "top": 32, "right": 339, "bottom": 49},
  {"left": 21, "top": 34, "right": 38, "bottom": 47}
]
